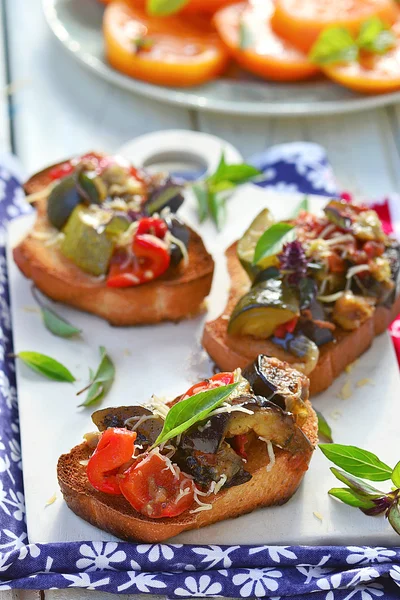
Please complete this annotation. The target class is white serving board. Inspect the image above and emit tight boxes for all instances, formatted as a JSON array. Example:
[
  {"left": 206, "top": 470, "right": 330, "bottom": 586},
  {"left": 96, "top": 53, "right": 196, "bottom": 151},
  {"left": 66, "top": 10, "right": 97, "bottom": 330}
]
[{"left": 7, "top": 185, "right": 400, "bottom": 546}]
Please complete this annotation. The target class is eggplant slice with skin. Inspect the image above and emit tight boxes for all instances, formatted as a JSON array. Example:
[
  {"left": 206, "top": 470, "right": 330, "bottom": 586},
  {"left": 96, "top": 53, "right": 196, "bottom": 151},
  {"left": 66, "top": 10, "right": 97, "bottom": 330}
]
[{"left": 92, "top": 406, "right": 163, "bottom": 447}]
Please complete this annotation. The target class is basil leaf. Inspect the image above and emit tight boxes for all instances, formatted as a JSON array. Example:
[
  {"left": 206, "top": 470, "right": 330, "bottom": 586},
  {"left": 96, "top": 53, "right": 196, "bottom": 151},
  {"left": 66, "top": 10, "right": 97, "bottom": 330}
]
[
  {"left": 357, "top": 17, "right": 396, "bottom": 54},
  {"left": 239, "top": 19, "right": 254, "bottom": 50},
  {"left": 328, "top": 487, "right": 376, "bottom": 510},
  {"left": 388, "top": 500, "right": 400, "bottom": 535},
  {"left": 154, "top": 383, "right": 238, "bottom": 447},
  {"left": 32, "top": 287, "right": 81, "bottom": 338},
  {"left": 320, "top": 444, "right": 393, "bottom": 481},
  {"left": 209, "top": 191, "right": 227, "bottom": 232},
  {"left": 147, "top": 0, "right": 189, "bottom": 16},
  {"left": 292, "top": 196, "right": 309, "bottom": 217},
  {"left": 330, "top": 467, "right": 384, "bottom": 497},
  {"left": 17, "top": 351, "right": 75, "bottom": 382},
  {"left": 208, "top": 152, "right": 260, "bottom": 185},
  {"left": 253, "top": 223, "right": 295, "bottom": 266},
  {"left": 316, "top": 410, "right": 333, "bottom": 443},
  {"left": 78, "top": 346, "right": 115, "bottom": 407},
  {"left": 391, "top": 460, "right": 400, "bottom": 488},
  {"left": 309, "top": 27, "right": 358, "bottom": 65},
  {"left": 192, "top": 182, "right": 209, "bottom": 223}
]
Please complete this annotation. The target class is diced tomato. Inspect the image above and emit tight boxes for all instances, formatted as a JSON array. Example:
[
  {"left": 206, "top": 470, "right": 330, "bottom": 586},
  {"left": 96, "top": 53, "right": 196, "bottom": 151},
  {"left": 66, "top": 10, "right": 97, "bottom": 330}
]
[
  {"left": 364, "top": 241, "right": 385, "bottom": 259},
  {"left": 274, "top": 316, "right": 298, "bottom": 338},
  {"left": 136, "top": 217, "right": 168, "bottom": 239},
  {"left": 232, "top": 434, "right": 248, "bottom": 459},
  {"left": 182, "top": 372, "right": 235, "bottom": 400},
  {"left": 48, "top": 161, "right": 75, "bottom": 181},
  {"left": 107, "top": 232, "right": 170, "bottom": 288},
  {"left": 87, "top": 428, "right": 137, "bottom": 495},
  {"left": 328, "top": 253, "right": 346, "bottom": 274},
  {"left": 119, "top": 450, "right": 195, "bottom": 518}
]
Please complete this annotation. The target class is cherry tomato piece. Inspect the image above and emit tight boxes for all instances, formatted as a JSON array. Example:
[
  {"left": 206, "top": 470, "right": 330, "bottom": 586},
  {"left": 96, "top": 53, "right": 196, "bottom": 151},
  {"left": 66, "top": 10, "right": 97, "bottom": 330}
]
[
  {"left": 364, "top": 241, "right": 385, "bottom": 259},
  {"left": 137, "top": 217, "right": 168, "bottom": 239},
  {"left": 119, "top": 451, "right": 195, "bottom": 518},
  {"left": 182, "top": 371, "right": 235, "bottom": 399},
  {"left": 232, "top": 434, "right": 248, "bottom": 459},
  {"left": 87, "top": 428, "right": 137, "bottom": 495}
]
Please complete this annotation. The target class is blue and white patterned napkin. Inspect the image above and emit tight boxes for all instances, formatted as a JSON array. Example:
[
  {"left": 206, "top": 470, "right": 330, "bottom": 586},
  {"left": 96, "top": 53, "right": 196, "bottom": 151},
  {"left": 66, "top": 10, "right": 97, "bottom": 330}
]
[{"left": 0, "top": 144, "right": 399, "bottom": 598}]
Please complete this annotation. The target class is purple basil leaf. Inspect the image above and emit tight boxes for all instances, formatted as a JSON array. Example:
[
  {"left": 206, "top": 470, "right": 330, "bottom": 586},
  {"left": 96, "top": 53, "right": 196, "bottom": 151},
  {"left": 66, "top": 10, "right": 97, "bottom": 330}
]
[
  {"left": 387, "top": 500, "right": 400, "bottom": 535},
  {"left": 362, "top": 495, "right": 393, "bottom": 516},
  {"left": 330, "top": 467, "right": 384, "bottom": 497}
]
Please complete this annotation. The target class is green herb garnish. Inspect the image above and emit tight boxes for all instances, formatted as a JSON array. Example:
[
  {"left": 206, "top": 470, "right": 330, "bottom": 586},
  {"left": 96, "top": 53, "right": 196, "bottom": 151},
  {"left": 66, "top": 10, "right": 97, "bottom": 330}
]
[
  {"left": 32, "top": 286, "right": 81, "bottom": 339},
  {"left": 192, "top": 152, "right": 261, "bottom": 231},
  {"left": 321, "top": 443, "right": 400, "bottom": 536},
  {"left": 154, "top": 383, "right": 238, "bottom": 448},
  {"left": 316, "top": 410, "right": 333, "bottom": 443},
  {"left": 252, "top": 223, "right": 295, "bottom": 266},
  {"left": 147, "top": 0, "right": 189, "bottom": 16},
  {"left": 310, "top": 17, "right": 396, "bottom": 66},
  {"left": 77, "top": 346, "right": 115, "bottom": 407},
  {"left": 292, "top": 196, "right": 309, "bottom": 218},
  {"left": 15, "top": 351, "right": 76, "bottom": 382}
]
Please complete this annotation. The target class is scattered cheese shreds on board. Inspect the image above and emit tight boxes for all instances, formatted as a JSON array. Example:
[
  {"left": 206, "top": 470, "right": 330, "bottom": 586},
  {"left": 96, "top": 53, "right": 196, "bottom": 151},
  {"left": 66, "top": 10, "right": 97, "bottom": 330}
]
[
  {"left": 345, "top": 360, "right": 358, "bottom": 374},
  {"left": 330, "top": 410, "right": 342, "bottom": 420},
  {"left": 45, "top": 493, "right": 57, "bottom": 507},
  {"left": 356, "top": 378, "right": 374, "bottom": 388},
  {"left": 313, "top": 511, "right": 323, "bottom": 522},
  {"left": 337, "top": 380, "right": 352, "bottom": 400}
]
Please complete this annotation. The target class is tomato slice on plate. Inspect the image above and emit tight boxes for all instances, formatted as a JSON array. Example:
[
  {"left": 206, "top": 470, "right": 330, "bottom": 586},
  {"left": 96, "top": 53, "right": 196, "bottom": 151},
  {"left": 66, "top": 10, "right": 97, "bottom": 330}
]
[
  {"left": 119, "top": 451, "right": 195, "bottom": 518},
  {"left": 103, "top": 1, "right": 229, "bottom": 87},
  {"left": 271, "top": 0, "right": 398, "bottom": 52},
  {"left": 214, "top": 0, "right": 319, "bottom": 81},
  {"left": 322, "top": 21, "right": 400, "bottom": 94}
]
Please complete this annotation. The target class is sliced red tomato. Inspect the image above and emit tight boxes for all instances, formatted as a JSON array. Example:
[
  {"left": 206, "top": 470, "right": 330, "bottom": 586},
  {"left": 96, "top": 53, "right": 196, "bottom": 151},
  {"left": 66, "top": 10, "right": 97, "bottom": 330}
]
[
  {"left": 87, "top": 428, "right": 137, "bottom": 495},
  {"left": 231, "top": 434, "right": 248, "bottom": 459},
  {"left": 103, "top": 1, "right": 229, "bottom": 87},
  {"left": 119, "top": 451, "right": 195, "bottom": 518},
  {"left": 271, "top": 0, "right": 398, "bottom": 53},
  {"left": 182, "top": 371, "right": 235, "bottom": 400},
  {"left": 214, "top": 0, "right": 319, "bottom": 82}
]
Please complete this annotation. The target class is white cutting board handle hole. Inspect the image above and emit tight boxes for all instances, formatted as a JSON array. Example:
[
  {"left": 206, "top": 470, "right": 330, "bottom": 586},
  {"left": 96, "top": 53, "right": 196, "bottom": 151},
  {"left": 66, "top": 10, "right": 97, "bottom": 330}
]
[{"left": 118, "top": 130, "right": 243, "bottom": 179}]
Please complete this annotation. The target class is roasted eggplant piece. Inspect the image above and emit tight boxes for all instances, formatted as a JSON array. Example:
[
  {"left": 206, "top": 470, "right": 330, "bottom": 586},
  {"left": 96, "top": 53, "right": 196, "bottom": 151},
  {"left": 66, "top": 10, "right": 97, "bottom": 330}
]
[
  {"left": 76, "top": 166, "right": 107, "bottom": 205},
  {"left": 297, "top": 298, "right": 334, "bottom": 347},
  {"left": 164, "top": 214, "right": 190, "bottom": 267},
  {"left": 145, "top": 179, "right": 184, "bottom": 215},
  {"left": 242, "top": 355, "right": 309, "bottom": 418},
  {"left": 228, "top": 279, "right": 299, "bottom": 338},
  {"left": 175, "top": 441, "right": 251, "bottom": 488},
  {"left": 270, "top": 333, "right": 319, "bottom": 376},
  {"left": 47, "top": 175, "right": 82, "bottom": 230},
  {"left": 324, "top": 200, "right": 353, "bottom": 231},
  {"left": 179, "top": 414, "right": 230, "bottom": 455},
  {"left": 92, "top": 406, "right": 163, "bottom": 447},
  {"left": 226, "top": 401, "right": 312, "bottom": 455}
]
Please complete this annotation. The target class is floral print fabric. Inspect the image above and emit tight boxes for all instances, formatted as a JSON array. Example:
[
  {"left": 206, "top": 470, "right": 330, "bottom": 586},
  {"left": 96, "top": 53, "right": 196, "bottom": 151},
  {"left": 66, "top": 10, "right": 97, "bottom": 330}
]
[{"left": 0, "top": 145, "right": 399, "bottom": 598}]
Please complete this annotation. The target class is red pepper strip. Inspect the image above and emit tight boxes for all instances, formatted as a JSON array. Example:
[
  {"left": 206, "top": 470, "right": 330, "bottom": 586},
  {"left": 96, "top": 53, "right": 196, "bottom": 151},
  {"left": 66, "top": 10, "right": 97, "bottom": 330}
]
[
  {"left": 87, "top": 428, "right": 137, "bottom": 495},
  {"left": 328, "top": 253, "right": 346, "bottom": 274},
  {"left": 107, "top": 234, "right": 170, "bottom": 288},
  {"left": 232, "top": 434, "right": 248, "bottom": 460},
  {"left": 182, "top": 372, "right": 235, "bottom": 400},
  {"left": 137, "top": 217, "right": 168, "bottom": 239},
  {"left": 274, "top": 317, "right": 299, "bottom": 339}
]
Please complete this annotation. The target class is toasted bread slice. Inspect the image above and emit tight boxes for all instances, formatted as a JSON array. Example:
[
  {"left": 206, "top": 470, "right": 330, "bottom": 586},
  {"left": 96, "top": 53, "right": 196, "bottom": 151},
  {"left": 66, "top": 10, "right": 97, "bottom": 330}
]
[
  {"left": 13, "top": 162, "right": 214, "bottom": 326},
  {"left": 58, "top": 398, "right": 317, "bottom": 543},
  {"left": 202, "top": 243, "right": 400, "bottom": 396}
]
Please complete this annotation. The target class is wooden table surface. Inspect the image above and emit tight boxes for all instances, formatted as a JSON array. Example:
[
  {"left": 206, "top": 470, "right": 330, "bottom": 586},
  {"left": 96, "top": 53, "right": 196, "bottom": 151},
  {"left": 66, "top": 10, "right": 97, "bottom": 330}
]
[{"left": 1, "top": 0, "right": 400, "bottom": 598}]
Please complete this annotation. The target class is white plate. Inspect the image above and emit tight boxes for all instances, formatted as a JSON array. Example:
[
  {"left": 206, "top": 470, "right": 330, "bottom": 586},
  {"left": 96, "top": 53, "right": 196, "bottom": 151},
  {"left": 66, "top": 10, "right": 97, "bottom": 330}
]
[
  {"left": 8, "top": 185, "right": 400, "bottom": 546},
  {"left": 43, "top": 0, "right": 400, "bottom": 117}
]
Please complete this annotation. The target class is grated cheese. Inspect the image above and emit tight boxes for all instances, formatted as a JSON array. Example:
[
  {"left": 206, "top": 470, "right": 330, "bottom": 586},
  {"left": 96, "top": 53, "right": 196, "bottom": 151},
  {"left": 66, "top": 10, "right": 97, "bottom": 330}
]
[
  {"left": 176, "top": 486, "right": 192, "bottom": 503},
  {"left": 345, "top": 360, "right": 358, "bottom": 374},
  {"left": 190, "top": 486, "right": 213, "bottom": 514},
  {"left": 79, "top": 459, "right": 89, "bottom": 467},
  {"left": 45, "top": 493, "right": 57, "bottom": 507},
  {"left": 319, "top": 224, "right": 336, "bottom": 239},
  {"left": 25, "top": 183, "right": 56, "bottom": 204},
  {"left": 208, "top": 474, "right": 227, "bottom": 496},
  {"left": 356, "top": 378, "right": 374, "bottom": 388},
  {"left": 324, "top": 234, "right": 355, "bottom": 246},
  {"left": 124, "top": 414, "right": 155, "bottom": 431},
  {"left": 346, "top": 264, "right": 370, "bottom": 281},
  {"left": 166, "top": 231, "right": 189, "bottom": 268},
  {"left": 318, "top": 291, "right": 345, "bottom": 303},
  {"left": 337, "top": 380, "right": 352, "bottom": 400},
  {"left": 313, "top": 511, "right": 323, "bottom": 522},
  {"left": 147, "top": 394, "right": 169, "bottom": 419}
]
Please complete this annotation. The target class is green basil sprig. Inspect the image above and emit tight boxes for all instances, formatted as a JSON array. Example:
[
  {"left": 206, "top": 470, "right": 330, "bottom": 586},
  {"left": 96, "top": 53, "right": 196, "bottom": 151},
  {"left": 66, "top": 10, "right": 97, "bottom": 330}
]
[
  {"left": 253, "top": 223, "right": 295, "bottom": 266},
  {"left": 192, "top": 152, "right": 261, "bottom": 231},
  {"left": 153, "top": 383, "right": 238, "bottom": 448},
  {"left": 15, "top": 351, "right": 76, "bottom": 382},
  {"left": 316, "top": 410, "right": 333, "bottom": 443},
  {"left": 77, "top": 346, "right": 115, "bottom": 407},
  {"left": 147, "top": 0, "right": 189, "bottom": 16},
  {"left": 292, "top": 196, "right": 309, "bottom": 218},
  {"left": 320, "top": 443, "right": 400, "bottom": 536},
  {"left": 310, "top": 17, "right": 396, "bottom": 66},
  {"left": 32, "top": 286, "right": 81, "bottom": 339}
]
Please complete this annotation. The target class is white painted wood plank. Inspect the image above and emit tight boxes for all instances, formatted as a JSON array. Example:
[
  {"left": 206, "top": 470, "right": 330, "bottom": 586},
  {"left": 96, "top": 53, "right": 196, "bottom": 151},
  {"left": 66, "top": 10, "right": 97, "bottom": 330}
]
[
  {"left": 5, "top": 0, "right": 191, "bottom": 176},
  {"left": 0, "top": 1, "right": 10, "bottom": 153},
  {"left": 0, "top": 591, "right": 40, "bottom": 600},
  {"left": 303, "top": 108, "right": 400, "bottom": 198}
]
